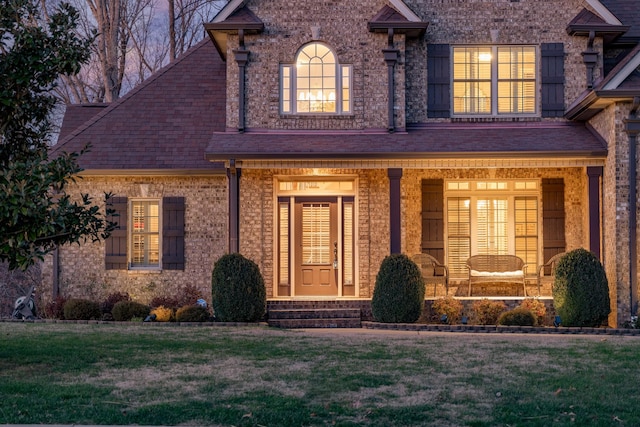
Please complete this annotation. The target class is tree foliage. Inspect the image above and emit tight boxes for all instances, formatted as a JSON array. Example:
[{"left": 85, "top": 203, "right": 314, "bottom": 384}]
[{"left": 0, "top": 0, "right": 113, "bottom": 270}]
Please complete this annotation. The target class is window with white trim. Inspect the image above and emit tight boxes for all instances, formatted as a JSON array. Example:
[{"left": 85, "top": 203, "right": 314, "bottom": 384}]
[
  {"left": 452, "top": 46, "right": 537, "bottom": 116},
  {"left": 445, "top": 181, "right": 539, "bottom": 277},
  {"left": 281, "top": 42, "right": 352, "bottom": 114},
  {"left": 130, "top": 200, "right": 160, "bottom": 268}
]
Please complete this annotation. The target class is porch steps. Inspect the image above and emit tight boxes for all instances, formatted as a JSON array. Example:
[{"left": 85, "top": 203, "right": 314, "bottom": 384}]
[{"left": 267, "top": 303, "right": 362, "bottom": 328}]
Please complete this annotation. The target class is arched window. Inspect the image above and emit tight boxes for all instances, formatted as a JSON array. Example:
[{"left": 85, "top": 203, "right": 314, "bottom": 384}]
[{"left": 281, "top": 42, "right": 351, "bottom": 114}]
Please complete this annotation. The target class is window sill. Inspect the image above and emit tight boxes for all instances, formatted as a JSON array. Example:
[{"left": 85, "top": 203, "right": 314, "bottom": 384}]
[
  {"left": 280, "top": 114, "right": 356, "bottom": 120},
  {"left": 127, "top": 268, "right": 162, "bottom": 274}
]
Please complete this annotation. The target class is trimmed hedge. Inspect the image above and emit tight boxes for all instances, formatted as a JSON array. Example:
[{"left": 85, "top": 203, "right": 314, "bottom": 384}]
[
  {"left": 63, "top": 299, "right": 101, "bottom": 320},
  {"left": 371, "top": 254, "right": 425, "bottom": 323},
  {"left": 211, "top": 253, "right": 266, "bottom": 322},
  {"left": 112, "top": 301, "right": 150, "bottom": 321},
  {"left": 553, "top": 248, "right": 610, "bottom": 327},
  {"left": 472, "top": 299, "right": 507, "bottom": 325},
  {"left": 498, "top": 307, "right": 536, "bottom": 326},
  {"left": 175, "top": 305, "right": 210, "bottom": 322}
]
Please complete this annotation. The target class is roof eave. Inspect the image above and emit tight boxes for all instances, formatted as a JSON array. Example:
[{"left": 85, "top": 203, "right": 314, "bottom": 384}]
[
  {"left": 565, "top": 89, "right": 640, "bottom": 120},
  {"left": 204, "top": 22, "right": 265, "bottom": 60},
  {"left": 566, "top": 24, "right": 629, "bottom": 37},
  {"left": 205, "top": 150, "right": 608, "bottom": 162},
  {"left": 367, "top": 21, "right": 429, "bottom": 37}
]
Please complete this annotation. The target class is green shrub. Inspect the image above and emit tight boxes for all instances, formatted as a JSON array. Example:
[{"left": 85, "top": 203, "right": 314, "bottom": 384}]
[
  {"left": 43, "top": 296, "right": 67, "bottom": 319},
  {"left": 498, "top": 307, "right": 536, "bottom": 326},
  {"left": 175, "top": 305, "right": 210, "bottom": 322},
  {"left": 100, "top": 292, "right": 130, "bottom": 314},
  {"left": 519, "top": 298, "right": 547, "bottom": 326},
  {"left": 211, "top": 253, "right": 266, "bottom": 322},
  {"left": 472, "top": 299, "right": 507, "bottom": 325},
  {"left": 553, "top": 248, "right": 610, "bottom": 327},
  {"left": 371, "top": 254, "right": 425, "bottom": 323},
  {"left": 431, "top": 296, "right": 463, "bottom": 324},
  {"left": 112, "top": 300, "right": 150, "bottom": 321},
  {"left": 63, "top": 299, "right": 101, "bottom": 320}
]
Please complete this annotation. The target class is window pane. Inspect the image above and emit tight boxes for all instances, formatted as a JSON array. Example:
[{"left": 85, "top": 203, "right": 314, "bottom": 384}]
[
  {"left": 476, "top": 199, "right": 508, "bottom": 255},
  {"left": 515, "top": 197, "right": 538, "bottom": 266},
  {"left": 447, "top": 197, "right": 470, "bottom": 276},
  {"left": 131, "top": 200, "right": 160, "bottom": 267},
  {"left": 279, "top": 202, "right": 289, "bottom": 285},
  {"left": 301, "top": 203, "right": 330, "bottom": 264}
]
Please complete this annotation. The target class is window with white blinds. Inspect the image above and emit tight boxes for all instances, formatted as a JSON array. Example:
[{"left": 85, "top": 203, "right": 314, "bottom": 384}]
[
  {"left": 302, "top": 203, "right": 331, "bottom": 264},
  {"left": 279, "top": 201, "right": 290, "bottom": 285},
  {"left": 453, "top": 45, "right": 537, "bottom": 116},
  {"left": 343, "top": 201, "right": 354, "bottom": 286},
  {"left": 131, "top": 200, "right": 160, "bottom": 267},
  {"left": 445, "top": 181, "right": 539, "bottom": 277}
]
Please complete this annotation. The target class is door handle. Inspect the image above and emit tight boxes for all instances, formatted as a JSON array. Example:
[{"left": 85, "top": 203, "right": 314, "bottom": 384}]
[{"left": 333, "top": 241, "right": 338, "bottom": 269}]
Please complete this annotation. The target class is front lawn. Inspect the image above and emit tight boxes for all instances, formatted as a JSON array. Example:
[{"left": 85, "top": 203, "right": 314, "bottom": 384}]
[{"left": 1, "top": 323, "right": 639, "bottom": 426}]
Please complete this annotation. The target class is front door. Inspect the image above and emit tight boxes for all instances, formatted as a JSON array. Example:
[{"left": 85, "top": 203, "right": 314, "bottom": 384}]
[{"left": 294, "top": 198, "right": 338, "bottom": 296}]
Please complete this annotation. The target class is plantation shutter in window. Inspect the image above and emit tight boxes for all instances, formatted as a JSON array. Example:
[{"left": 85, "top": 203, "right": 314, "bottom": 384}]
[
  {"left": 427, "top": 44, "right": 451, "bottom": 118},
  {"left": 542, "top": 179, "right": 566, "bottom": 270},
  {"left": 162, "top": 197, "right": 185, "bottom": 270},
  {"left": 105, "top": 196, "right": 128, "bottom": 270},
  {"left": 541, "top": 43, "right": 565, "bottom": 118},
  {"left": 421, "top": 179, "right": 445, "bottom": 263}
]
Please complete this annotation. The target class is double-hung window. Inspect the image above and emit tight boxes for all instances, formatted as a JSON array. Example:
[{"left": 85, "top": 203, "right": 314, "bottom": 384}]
[
  {"left": 445, "top": 181, "right": 539, "bottom": 278},
  {"left": 281, "top": 42, "right": 352, "bottom": 114},
  {"left": 452, "top": 46, "right": 537, "bottom": 116},
  {"left": 131, "top": 200, "right": 160, "bottom": 268}
]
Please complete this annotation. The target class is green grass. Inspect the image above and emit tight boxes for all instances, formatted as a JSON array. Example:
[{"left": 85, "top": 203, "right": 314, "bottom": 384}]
[{"left": 1, "top": 323, "right": 640, "bottom": 426}]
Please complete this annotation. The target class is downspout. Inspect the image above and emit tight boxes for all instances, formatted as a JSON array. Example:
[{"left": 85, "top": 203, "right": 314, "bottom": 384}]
[
  {"left": 234, "top": 29, "right": 249, "bottom": 133},
  {"left": 626, "top": 97, "right": 640, "bottom": 317},
  {"left": 382, "top": 28, "right": 399, "bottom": 133},
  {"left": 227, "top": 159, "right": 241, "bottom": 253},
  {"left": 53, "top": 246, "right": 59, "bottom": 298}
]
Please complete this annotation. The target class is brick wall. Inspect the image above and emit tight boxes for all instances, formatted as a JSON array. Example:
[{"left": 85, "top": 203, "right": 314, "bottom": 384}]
[{"left": 41, "top": 176, "right": 228, "bottom": 305}]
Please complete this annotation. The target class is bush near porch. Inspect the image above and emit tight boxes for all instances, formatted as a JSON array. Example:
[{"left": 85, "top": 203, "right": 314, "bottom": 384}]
[{"left": 372, "top": 254, "right": 425, "bottom": 323}]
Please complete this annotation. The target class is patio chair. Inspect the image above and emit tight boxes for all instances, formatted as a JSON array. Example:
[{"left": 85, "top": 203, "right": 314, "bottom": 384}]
[
  {"left": 536, "top": 252, "right": 566, "bottom": 296},
  {"left": 411, "top": 253, "right": 449, "bottom": 297}
]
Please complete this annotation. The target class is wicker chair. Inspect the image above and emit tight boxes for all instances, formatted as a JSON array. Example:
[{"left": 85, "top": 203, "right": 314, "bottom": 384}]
[
  {"left": 536, "top": 252, "right": 566, "bottom": 296},
  {"left": 411, "top": 253, "right": 449, "bottom": 297}
]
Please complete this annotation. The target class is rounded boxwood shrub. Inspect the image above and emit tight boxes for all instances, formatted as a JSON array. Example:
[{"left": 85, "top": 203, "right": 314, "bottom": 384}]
[
  {"left": 175, "top": 305, "right": 210, "bottom": 322},
  {"left": 100, "top": 292, "right": 130, "bottom": 315},
  {"left": 552, "top": 248, "right": 610, "bottom": 327},
  {"left": 371, "top": 254, "right": 425, "bottom": 323},
  {"left": 211, "top": 253, "right": 266, "bottom": 322},
  {"left": 498, "top": 307, "right": 536, "bottom": 326},
  {"left": 112, "top": 300, "right": 150, "bottom": 321},
  {"left": 519, "top": 298, "right": 547, "bottom": 326},
  {"left": 63, "top": 299, "right": 101, "bottom": 320}
]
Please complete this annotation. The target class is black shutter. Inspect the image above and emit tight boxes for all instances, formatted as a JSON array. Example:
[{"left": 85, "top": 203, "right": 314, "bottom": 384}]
[
  {"left": 541, "top": 43, "right": 565, "bottom": 118},
  {"left": 427, "top": 44, "right": 451, "bottom": 118},
  {"left": 421, "top": 179, "right": 445, "bottom": 263},
  {"left": 162, "top": 197, "right": 185, "bottom": 270},
  {"left": 542, "top": 178, "right": 566, "bottom": 270},
  {"left": 105, "top": 197, "right": 128, "bottom": 270}
]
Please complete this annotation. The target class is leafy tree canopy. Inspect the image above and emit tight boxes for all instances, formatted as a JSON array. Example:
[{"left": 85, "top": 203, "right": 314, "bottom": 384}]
[{"left": 0, "top": 0, "right": 113, "bottom": 270}]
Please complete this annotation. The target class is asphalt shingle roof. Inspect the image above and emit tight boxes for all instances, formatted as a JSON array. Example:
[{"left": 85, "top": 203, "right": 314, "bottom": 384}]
[{"left": 53, "top": 40, "right": 226, "bottom": 171}]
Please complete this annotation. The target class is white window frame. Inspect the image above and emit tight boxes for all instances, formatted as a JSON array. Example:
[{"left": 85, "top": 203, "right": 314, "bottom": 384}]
[
  {"left": 129, "top": 199, "right": 161, "bottom": 270},
  {"left": 444, "top": 180, "right": 540, "bottom": 278},
  {"left": 452, "top": 45, "right": 538, "bottom": 117},
  {"left": 280, "top": 42, "right": 352, "bottom": 115}
]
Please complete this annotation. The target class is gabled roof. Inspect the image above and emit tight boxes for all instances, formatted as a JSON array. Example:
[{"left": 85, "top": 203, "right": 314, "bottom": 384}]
[
  {"left": 52, "top": 40, "right": 226, "bottom": 174},
  {"left": 58, "top": 103, "right": 108, "bottom": 141},
  {"left": 204, "top": 6, "right": 264, "bottom": 60},
  {"left": 205, "top": 122, "right": 607, "bottom": 162},
  {"left": 566, "top": 8, "right": 629, "bottom": 42},
  {"left": 566, "top": 43, "right": 640, "bottom": 120},
  {"left": 368, "top": 5, "right": 428, "bottom": 37}
]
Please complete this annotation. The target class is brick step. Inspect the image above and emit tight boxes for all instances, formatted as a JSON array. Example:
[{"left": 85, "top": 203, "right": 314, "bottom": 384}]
[
  {"left": 268, "top": 317, "right": 362, "bottom": 329},
  {"left": 267, "top": 301, "right": 367, "bottom": 310},
  {"left": 268, "top": 308, "right": 361, "bottom": 320}
]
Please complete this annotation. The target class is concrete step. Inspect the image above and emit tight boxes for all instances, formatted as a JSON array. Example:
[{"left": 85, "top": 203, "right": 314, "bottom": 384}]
[
  {"left": 268, "top": 308, "right": 361, "bottom": 320},
  {"left": 268, "top": 317, "right": 362, "bottom": 329}
]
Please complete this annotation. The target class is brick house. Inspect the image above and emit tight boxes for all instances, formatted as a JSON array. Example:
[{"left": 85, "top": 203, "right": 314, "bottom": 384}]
[{"left": 50, "top": 0, "right": 640, "bottom": 327}]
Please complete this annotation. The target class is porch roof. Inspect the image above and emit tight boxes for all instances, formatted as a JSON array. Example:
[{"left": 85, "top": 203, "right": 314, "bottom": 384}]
[{"left": 205, "top": 122, "right": 607, "bottom": 165}]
